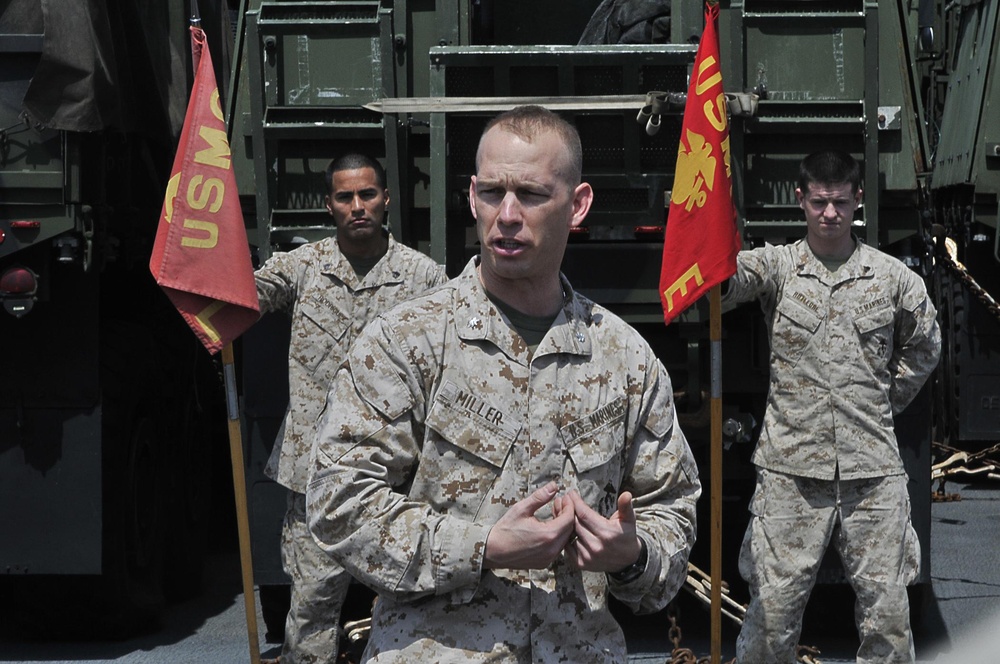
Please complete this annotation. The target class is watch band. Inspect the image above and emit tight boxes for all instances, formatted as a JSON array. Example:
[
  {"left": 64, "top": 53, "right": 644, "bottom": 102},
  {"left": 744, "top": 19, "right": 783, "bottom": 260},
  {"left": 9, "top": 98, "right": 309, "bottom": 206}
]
[{"left": 609, "top": 538, "right": 648, "bottom": 583}]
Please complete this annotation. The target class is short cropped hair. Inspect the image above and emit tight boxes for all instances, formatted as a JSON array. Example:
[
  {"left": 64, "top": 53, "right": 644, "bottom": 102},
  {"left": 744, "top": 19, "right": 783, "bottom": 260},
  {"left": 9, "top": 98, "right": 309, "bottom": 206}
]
[
  {"left": 325, "top": 153, "right": 387, "bottom": 192},
  {"left": 477, "top": 105, "right": 584, "bottom": 186},
  {"left": 798, "top": 151, "right": 861, "bottom": 194}
]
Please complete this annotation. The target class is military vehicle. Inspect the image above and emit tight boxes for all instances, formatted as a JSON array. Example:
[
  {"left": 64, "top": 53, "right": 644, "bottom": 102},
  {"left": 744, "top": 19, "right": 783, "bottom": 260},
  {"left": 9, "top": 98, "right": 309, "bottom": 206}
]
[{"left": 0, "top": 0, "right": 237, "bottom": 637}]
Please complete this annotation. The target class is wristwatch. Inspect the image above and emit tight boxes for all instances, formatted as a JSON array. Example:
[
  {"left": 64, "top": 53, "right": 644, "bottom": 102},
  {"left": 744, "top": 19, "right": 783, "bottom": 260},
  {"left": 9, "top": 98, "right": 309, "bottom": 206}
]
[{"left": 609, "top": 538, "right": 648, "bottom": 583}]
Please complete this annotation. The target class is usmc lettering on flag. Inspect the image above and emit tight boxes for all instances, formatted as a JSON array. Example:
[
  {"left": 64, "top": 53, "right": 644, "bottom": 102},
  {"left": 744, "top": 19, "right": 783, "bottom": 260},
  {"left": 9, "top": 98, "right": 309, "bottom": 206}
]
[
  {"left": 162, "top": 89, "right": 231, "bottom": 250},
  {"left": 150, "top": 26, "right": 259, "bottom": 354}
]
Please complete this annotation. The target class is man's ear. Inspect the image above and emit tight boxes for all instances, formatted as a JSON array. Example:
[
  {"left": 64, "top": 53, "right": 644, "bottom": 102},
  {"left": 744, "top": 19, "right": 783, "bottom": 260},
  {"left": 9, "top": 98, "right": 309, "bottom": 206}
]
[
  {"left": 855, "top": 187, "right": 864, "bottom": 209},
  {"left": 468, "top": 177, "right": 478, "bottom": 220},
  {"left": 570, "top": 182, "right": 594, "bottom": 229}
]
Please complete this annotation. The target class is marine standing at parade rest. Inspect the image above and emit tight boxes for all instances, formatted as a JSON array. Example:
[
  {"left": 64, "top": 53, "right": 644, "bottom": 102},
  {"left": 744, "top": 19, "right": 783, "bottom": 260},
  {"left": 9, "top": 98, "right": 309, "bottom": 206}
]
[
  {"left": 254, "top": 153, "right": 447, "bottom": 664},
  {"left": 727, "top": 151, "right": 941, "bottom": 663},
  {"left": 305, "top": 105, "right": 701, "bottom": 663}
]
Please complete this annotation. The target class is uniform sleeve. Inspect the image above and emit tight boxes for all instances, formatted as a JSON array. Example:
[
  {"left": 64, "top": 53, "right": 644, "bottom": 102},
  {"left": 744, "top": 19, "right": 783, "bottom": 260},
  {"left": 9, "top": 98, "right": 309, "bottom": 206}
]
[
  {"left": 305, "top": 317, "right": 491, "bottom": 602},
  {"left": 425, "top": 261, "right": 450, "bottom": 289},
  {"left": 723, "top": 246, "right": 779, "bottom": 309},
  {"left": 254, "top": 248, "right": 305, "bottom": 315},
  {"left": 889, "top": 271, "right": 941, "bottom": 414},
  {"left": 609, "top": 355, "right": 702, "bottom": 614}
]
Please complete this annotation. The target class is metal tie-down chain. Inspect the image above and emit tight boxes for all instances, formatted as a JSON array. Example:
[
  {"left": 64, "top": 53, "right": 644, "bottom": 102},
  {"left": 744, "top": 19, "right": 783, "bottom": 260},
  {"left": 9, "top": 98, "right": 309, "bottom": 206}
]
[
  {"left": 937, "top": 237, "right": 1000, "bottom": 325},
  {"left": 665, "top": 564, "right": 823, "bottom": 663},
  {"left": 931, "top": 236, "right": 1000, "bottom": 498}
]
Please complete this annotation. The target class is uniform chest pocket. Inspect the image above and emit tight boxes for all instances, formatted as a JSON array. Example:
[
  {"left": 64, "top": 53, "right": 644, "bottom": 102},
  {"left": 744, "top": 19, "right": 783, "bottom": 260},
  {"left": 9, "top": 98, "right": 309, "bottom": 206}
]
[
  {"left": 290, "top": 299, "right": 351, "bottom": 375},
  {"left": 422, "top": 381, "right": 521, "bottom": 514},
  {"left": 562, "top": 398, "right": 627, "bottom": 513},
  {"left": 854, "top": 305, "right": 894, "bottom": 370},
  {"left": 772, "top": 297, "right": 822, "bottom": 366}
]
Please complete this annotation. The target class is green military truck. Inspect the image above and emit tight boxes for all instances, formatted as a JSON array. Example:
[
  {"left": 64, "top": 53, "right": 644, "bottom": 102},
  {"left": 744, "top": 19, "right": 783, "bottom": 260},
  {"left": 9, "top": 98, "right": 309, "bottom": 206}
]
[{"left": 0, "top": 0, "right": 237, "bottom": 637}]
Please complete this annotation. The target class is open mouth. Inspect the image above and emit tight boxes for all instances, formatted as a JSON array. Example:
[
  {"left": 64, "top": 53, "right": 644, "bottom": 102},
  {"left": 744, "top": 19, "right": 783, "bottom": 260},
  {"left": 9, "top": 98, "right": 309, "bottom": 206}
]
[{"left": 492, "top": 239, "right": 524, "bottom": 255}]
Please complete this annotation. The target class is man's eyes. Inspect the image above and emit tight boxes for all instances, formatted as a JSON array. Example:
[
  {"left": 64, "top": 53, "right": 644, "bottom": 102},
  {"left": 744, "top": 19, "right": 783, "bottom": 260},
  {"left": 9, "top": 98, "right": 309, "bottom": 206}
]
[
  {"left": 334, "top": 191, "right": 378, "bottom": 202},
  {"left": 479, "top": 187, "right": 546, "bottom": 199}
]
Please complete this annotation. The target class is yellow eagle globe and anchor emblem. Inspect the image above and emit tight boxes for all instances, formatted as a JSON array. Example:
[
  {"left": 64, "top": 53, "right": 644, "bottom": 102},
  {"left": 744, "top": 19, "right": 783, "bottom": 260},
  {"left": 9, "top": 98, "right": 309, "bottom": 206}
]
[{"left": 671, "top": 128, "right": 717, "bottom": 212}]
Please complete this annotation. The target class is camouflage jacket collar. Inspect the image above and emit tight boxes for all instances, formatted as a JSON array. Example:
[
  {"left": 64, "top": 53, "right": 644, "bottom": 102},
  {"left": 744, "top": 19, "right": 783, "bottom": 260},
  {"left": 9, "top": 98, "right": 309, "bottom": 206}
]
[
  {"left": 319, "top": 231, "right": 402, "bottom": 289},
  {"left": 793, "top": 235, "right": 877, "bottom": 287},
  {"left": 456, "top": 257, "right": 592, "bottom": 361}
]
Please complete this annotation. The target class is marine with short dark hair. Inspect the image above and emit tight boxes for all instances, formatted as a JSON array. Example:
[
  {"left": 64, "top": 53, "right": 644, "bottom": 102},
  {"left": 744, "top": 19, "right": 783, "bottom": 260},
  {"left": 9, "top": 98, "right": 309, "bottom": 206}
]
[
  {"left": 254, "top": 153, "right": 446, "bottom": 664},
  {"left": 727, "top": 150, "right": 941, "bottom": 663}
]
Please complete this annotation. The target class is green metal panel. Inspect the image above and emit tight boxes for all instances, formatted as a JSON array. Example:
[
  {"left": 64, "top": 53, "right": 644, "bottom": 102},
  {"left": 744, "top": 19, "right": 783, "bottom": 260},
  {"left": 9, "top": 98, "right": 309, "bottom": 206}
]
[
  {"left": 933, "top": 0, "right": 1000, "bottom": 191},
  {"left": 744, "top": 20, "right": 868, "bottom": 102},
  {"left": 263, "top": 2, "right": 385, "bottom": 107},
  {"left": 239, "top": 2, "right": 403, "bottom": 260},
  {"left": 876, "top": 0, "right": 928, "bottom": 194},
  {"left": 727, "top": 1, "right": 880, "bottom": 248},
  {"left": 403, "top": 0, "right": 471, "bottom": 100}
]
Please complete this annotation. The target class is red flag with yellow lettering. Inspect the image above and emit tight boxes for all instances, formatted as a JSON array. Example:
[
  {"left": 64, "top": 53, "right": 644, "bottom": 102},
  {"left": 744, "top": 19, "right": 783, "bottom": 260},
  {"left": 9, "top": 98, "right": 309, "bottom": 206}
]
[
  {"left": 659, "top": 2, "right": 741, "bottom": 325},
  {"left": 150, "top": 26, "right": 259, "bottom": 354}
]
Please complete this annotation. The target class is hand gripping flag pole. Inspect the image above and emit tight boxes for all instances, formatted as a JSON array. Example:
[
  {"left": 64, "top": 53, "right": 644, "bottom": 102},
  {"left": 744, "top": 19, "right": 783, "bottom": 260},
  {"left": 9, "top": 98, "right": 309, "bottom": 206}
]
[
  {"left": 149, "top": 18, "right": 262, "bottom": 664},
  {"left": 658, "top": 3, "right": 741, "bottom": 662}
]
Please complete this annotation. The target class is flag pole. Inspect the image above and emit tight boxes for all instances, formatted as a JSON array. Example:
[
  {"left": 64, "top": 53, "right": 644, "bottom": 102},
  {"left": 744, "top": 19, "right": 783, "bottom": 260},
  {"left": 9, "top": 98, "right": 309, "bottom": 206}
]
[
  {"left": 222, "top": 342, "right": 262, "bottom": 664},
  {"left": 656, "top": 3, "right": 732, "bottom": 659},
  {"left": 188, "top": 7, "right": 260, "bottom": 660},
  {"left": 155, "top": 10, "right": 262, "bottom": 660},
  {"left": 709, "top": 285, "right": 723, "bottom": 664},
  {"left": 708, "top": 3, "right": 725, "bottom": 659}
]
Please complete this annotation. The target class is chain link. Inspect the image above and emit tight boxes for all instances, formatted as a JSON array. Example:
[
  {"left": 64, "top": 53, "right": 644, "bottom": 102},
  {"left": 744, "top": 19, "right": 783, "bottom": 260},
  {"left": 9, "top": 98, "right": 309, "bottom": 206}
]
[
  {"left": 936, "top": 241, "right": 1000, "bottom": 325},
  {"left": 932, "top": 438, "right": 1000, "bottom": 490},
  {"left": 930, "top": 237, "right": 1000, "bottom": 491},
  {"left": 667, "top": 575, "right": 821, "bottom": 663}
]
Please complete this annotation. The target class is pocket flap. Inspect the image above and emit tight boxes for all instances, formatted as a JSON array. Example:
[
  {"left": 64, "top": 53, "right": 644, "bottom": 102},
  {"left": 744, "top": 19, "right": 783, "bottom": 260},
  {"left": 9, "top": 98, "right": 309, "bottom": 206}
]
[
  {"left": 562, "top": 398, "right": 627, "bottom": 473},
  {"left": 854, "top": 305, "right": 894, "bottom": 335},
  {"left": 776, "top": 296, "right": 822, "bottom": 333},
  {"left": 425, "top": 380, "right": 520, "bottom": 468}
]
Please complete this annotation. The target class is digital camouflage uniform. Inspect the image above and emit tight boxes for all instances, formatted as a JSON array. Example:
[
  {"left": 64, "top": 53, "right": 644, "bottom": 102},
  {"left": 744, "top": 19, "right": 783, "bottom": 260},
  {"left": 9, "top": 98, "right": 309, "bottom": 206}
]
[
  {"left": 255, "top": 234, "right": 446, "bottom": 664},
  {"left": 306, "top": 257, "right": 701, "bottom": 663},
  {"left": 725, "top": 238, "right": 941, "bottom": 664}
]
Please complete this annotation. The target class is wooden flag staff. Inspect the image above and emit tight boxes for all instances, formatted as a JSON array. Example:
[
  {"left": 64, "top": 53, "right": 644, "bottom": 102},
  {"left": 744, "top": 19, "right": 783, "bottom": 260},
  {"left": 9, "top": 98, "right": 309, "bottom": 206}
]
[{"left": 222, "top": 342, "right": 262, "bottom": 664}]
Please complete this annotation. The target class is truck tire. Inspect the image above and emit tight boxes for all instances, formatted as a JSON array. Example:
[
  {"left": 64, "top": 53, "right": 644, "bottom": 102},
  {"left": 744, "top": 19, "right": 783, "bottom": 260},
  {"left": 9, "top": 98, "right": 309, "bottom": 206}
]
[
  {"left": 56, "top": 322, "right": 172, "bottom": 638},
  {"left": 95, "top": 405, "right": 169, "bottom": 637},
  {"left": 161, "top": 380, "right": 217, "bottom": 602},
  {"left": 9, "top": 398, "right": 169, "bottom": 640}
]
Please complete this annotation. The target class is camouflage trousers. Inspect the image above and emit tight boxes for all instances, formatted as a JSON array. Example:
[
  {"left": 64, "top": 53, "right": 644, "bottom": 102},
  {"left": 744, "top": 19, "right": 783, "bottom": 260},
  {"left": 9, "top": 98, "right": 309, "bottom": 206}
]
[
  {"left": 279, "top": 492, "right": 352, "bottom": 664},
  {"left": 736, "top": 469, "right": 920, "bottom": 664}
]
